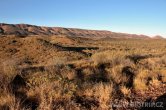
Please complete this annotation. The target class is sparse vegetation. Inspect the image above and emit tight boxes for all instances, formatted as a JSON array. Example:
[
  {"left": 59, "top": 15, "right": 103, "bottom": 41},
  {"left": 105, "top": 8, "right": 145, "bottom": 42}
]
[{"left": 0, "top": 35, "right": 166, "bottom": 110}]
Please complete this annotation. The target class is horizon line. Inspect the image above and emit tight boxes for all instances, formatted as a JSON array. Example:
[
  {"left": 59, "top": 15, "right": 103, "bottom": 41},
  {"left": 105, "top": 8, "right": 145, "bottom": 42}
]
[{"left": 0, "top": 22, "right": 164, "bottom": 38}]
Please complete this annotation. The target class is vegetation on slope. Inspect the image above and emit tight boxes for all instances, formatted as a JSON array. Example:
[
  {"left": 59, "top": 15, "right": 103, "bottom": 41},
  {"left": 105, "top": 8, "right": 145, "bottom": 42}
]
[{"left": 0, "top": 35, "right": 166, "bottom": 110}]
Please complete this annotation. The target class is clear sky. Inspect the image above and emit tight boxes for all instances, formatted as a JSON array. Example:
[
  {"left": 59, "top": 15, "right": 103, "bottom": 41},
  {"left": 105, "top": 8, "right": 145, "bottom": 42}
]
[{"left": 0, "top": 0, "right": 166, "bottom": 37}]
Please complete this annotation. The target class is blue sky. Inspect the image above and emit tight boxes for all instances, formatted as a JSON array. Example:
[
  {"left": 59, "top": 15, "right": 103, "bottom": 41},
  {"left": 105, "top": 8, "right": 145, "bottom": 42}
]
[{"left": 0, "top": 0, "right": 166, "bottom": 37}]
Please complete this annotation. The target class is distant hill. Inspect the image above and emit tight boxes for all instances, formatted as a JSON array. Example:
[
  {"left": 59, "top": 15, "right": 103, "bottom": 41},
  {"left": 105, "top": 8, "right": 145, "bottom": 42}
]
[
  {"left": 153, "top": 35, "right": 164, "bottom": 39},
  {"left": 0, "top": 23, "right": 150, "bottom": 39}
]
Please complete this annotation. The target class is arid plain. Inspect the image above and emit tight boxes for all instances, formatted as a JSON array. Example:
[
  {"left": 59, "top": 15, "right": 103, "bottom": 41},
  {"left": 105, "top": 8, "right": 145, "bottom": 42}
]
[{"left": 0, "top": 24, "right": 166, "bottom": 110}]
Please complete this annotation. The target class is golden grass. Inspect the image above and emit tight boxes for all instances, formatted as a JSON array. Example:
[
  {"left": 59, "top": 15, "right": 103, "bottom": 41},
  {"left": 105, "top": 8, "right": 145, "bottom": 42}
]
[
  {"left": 134, "top": 69, "right": 149, "bottom": 91},
  {"left": 0, "top": 89, "right": 21, "bottom": 110},
  {"left": 93, "top": 83, "right": 113, "bottom": 109},
  {"left": 120, "top": 85, "right": 131, "bottom": 96},
  {"left": 1, "top": 36, "right": 166, "bottom": 109},
  {"left": 134, "top": 78, "right": 148, "bottom": 91},
  {"left": 149, "top": 78, "right": 161, "bottom": 86}
]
